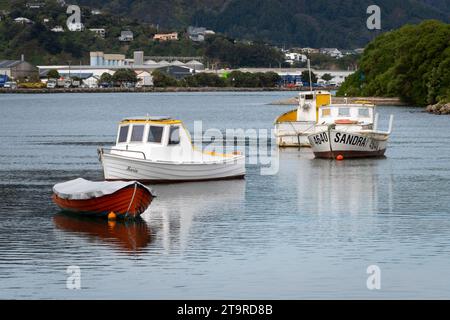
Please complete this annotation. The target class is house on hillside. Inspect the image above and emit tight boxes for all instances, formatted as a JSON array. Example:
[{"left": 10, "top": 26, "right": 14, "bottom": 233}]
[
  {"left": 187, "top": 26, "right": 215, "bottom": 42},
  {"left": 153, "top": 32, "right": 178, "bottom": 41},
  {"left": 51, "top": 26, "right": 64, "bottom": 32},
  {"left": 67, "top": 22, "right": 84, "bottom": 32},
  {"left": 26, "top": 2, "right": 45, "bottom": 9},
  {"left": 320, "top": 48, "right": 343, "bottom": 59},
  {"left": 14, "top": 17, "right": 33, "bottom": 24},
  {"left": 284, "top": 52, "right": 307, "bottom": 65},
  {"left": 119, "top": 30, "right": 134, "bottom": 42},
  {"left": 0, "top": 58, "right": 38, "bottom": 80},
  {"left": 89, "top": 28, "right": 106, "bottom": 38}
]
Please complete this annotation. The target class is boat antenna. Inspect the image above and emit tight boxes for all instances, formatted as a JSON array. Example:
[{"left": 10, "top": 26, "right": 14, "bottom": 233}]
[{"left": 307, "top": 59, "right": 312, "bottom": 92}]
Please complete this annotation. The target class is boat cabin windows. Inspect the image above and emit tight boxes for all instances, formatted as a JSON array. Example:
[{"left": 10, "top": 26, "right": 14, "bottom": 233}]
[
  {"left": 321, "top": 108, "right": 331, "bottom": 117},
  {"left": 130, "top": 125, "right": 145, "bottom": 142},
  {"left": 148, "top": 125, "right": 164, "bottom": 143},
  {"left": 168, "top": 126, "right": 180, "bottom": 145},
  {"left": 118, "top": 125, "right": 129, "bottom": 143},
  {"left": 358, "top": 108, "right": 370, "bottom": 118},
  {"left": 302, "top": 94, "right": 314, "bottom": 100},
  {"left": 338, "top": 107, "right": 350, "bottom": 117}
]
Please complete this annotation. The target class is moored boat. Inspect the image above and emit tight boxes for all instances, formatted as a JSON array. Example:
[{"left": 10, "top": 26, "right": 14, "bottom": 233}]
[
  {"left": 97, "top": 116, "right": 245, "bottom": 183},
  {"left": 307, "top": 102, "right": 394, "bottom": 159},
  {"left": 52, "top": 178, "right": 155, "bottom": 218},
  {"left": 274, "top": 91, "right": 332, "bottom": 147}
]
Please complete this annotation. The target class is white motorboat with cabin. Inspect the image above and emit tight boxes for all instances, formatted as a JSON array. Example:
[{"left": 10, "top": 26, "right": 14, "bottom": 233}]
[
  {"left": 98, "top": 116, "right": 245, "bottom": 183},
  {"left": 307, "top": 102, "right": 394, "bottom": 159},
  {"left": 274, "top": 91, "right": 332, "bottom": 147}
]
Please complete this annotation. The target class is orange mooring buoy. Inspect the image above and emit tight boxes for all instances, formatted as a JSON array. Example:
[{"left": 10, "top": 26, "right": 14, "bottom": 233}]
[
  {"left": 108, "top": 211, "right": 117, "bottom": 220},
  {"left": 336, "top": 154, "right": 344, "bottom": 161}
]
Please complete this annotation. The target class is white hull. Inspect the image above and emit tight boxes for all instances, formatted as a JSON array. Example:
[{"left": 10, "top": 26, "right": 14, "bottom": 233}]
[
  {"left": 308, "top": 129, "right": 389, "bottom": 158},
  {"left": 275, "top": 122, "right": 316, "bottom": 147},
  {"left": 100, "top": 153, "right": 246, "bottom": 183}
]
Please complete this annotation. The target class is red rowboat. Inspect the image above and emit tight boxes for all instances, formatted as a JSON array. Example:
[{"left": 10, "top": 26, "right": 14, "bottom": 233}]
[{"left": 52, "top": 178, "right": 155, "bottom": 218}]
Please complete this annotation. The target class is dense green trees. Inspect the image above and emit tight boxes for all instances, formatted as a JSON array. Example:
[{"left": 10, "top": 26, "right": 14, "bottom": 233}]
[
  {"left": 152, "top": 70, "right": 280, "bottom": 88},
  {"left": 99, "top": 72, "right": 113, "bottom": 83},
  {"left": 152, "top": 70, "right": 179, "bottom": 87},
  {"left": 112, "top": 69, "right": 137, "bottom": 86},
  {"left": 47, "top": 69, "right": 60, "bottom": 79},
  {"left": 75, "top": 0, "right": 450, "bottom": 48},
  {"left": 338, "top": 20, "right": 450, "bottom": 106},
  {"left": 301, "top": 70, "right": 318, "bottom": 84},
  {"left": 321, "top": 73, "right": 333, "bottom": 82}
]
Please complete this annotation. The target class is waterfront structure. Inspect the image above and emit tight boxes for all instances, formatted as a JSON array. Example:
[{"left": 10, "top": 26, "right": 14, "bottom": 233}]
[
  {"left": 224, "top": 68, "right": 353, "bottom": 86},
  {"left": 0, "top": 58, "right": 38, "bottom": 80},
  {"left": 133, "top": 51, "right": 144, "bottom": 66},
  {"left": 136, "top": 71, "right": 153, "bottom": 87},
  {"left": 153, "top": 32, "right": 178, "bottom": 41},
  {"left": 90, "top": 52, "right": 128, "bottom": 67},
  {"left": 156, "top": 65, "right": 194, "bottom": 80}
]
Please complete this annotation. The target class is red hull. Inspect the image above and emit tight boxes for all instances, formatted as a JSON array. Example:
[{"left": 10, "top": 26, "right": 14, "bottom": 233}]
[{"left": 52, "top": 185, "right": 154, "bottom": 218}]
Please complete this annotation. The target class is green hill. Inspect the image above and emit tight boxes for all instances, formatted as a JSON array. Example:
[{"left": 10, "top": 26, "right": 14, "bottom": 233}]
[
  {"left": 337, "top": 20, "right": 450, "bottom": 106},
  {"left": 73, "top": 0, "right": 450, "bottom": 48}
]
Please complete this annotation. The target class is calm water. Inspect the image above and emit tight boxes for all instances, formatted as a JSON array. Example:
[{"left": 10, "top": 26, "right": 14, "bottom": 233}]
[{"left": 0, "top": 92, "right": 450, "bottom": 299}]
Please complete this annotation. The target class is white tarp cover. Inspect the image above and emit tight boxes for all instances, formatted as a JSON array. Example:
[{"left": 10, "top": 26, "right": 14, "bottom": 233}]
[{"left": 53, "top": 178, "right": 151, "bottom": 200}]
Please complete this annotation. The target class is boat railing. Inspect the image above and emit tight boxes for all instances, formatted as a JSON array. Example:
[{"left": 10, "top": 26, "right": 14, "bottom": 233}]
[{"left": 98, "top": 147, "right": 147, "bottom": 160}]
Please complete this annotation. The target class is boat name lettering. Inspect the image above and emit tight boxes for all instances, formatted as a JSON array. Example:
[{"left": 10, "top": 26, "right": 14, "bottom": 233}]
[
  {"left": 334, "top": 133, "right": 369, "bottom": 147},
  {"left": 126, "top": 166, "right": 138, "bottom": 173}
]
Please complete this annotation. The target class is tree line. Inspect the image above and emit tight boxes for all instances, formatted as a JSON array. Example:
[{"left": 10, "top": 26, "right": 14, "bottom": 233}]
[{"left": 337, "top": 20, "right": 450, "bottom": 106}]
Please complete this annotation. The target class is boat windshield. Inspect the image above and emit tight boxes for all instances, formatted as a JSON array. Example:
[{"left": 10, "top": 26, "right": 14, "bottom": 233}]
[
  {"left": 118, "top": 125, "right": 129, "bottom": 143},
  {"left": 168, "top": 126, "right": 180, "bottom": 145},
  {"left": 338, "top": 107, "right": 350, "bottom": 116},
  {"left": 130, "top": 125, "right": 145, "bottom": 142},
  {"left": 358, "top": 108, "right": 370, "bottom": 118},
  {"left": 148, "top": 125, "right": 164, "bottom": 143}
]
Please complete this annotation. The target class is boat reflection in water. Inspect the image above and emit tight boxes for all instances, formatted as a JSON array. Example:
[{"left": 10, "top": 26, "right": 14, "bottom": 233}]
[
  {"left": 145, "top": 179, "right": 246, "bottom": 253},
  {"left": 53, "top": 213, "right": 152, "bottom": 253}
]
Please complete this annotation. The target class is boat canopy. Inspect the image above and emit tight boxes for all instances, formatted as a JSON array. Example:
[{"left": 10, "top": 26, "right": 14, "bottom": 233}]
[
  {"left": 120, "top": 116, "right": 182, "bottom": 125},
  {"left": 53, "top": 178, "right": 152, "bottom": 200}
]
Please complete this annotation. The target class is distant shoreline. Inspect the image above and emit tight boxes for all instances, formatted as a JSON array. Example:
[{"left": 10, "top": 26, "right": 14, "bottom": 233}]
[{"left": 0, "top": 87, "right": 306, "bottom": 94}]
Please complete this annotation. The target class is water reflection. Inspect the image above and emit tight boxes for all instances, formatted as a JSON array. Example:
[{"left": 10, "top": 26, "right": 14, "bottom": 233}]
[
  {"left": 146, "top": 180, "right": 246, "bottom": 253},
  {"left": 53, "top": 213, "right": 152, "bottom": 253},
  {"left": 277, "top": 149, "right": 394, "bottom": 216}
]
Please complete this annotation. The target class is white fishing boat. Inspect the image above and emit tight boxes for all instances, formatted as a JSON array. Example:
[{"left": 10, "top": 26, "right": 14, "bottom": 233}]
[
  {"left": 98, "top": 116, "right": 245, "bottom": 183},
  {"left": 274, "top": 90, "right": 332, "bottom": 147},
  {"left": 307, "top": 102, "right": 394, "bottom": 159}
]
